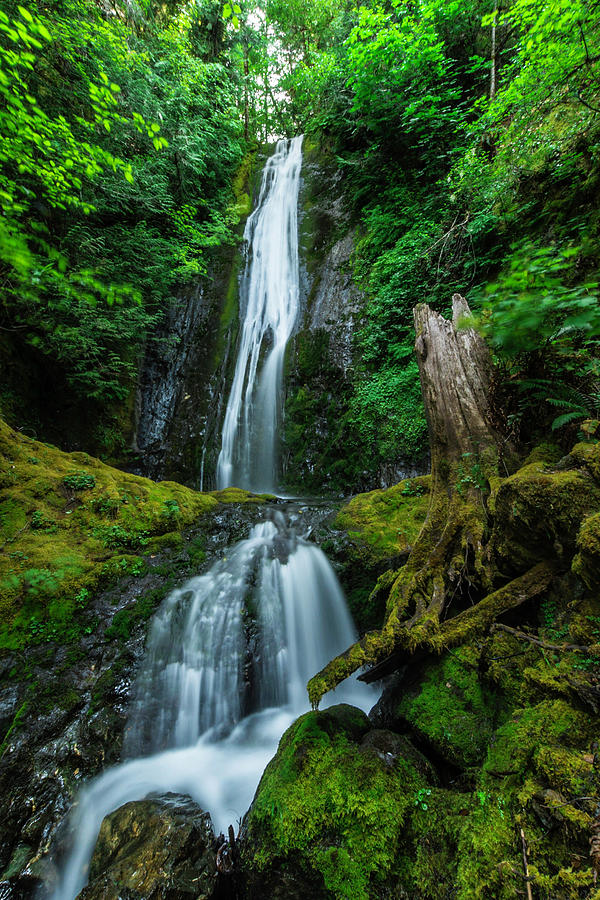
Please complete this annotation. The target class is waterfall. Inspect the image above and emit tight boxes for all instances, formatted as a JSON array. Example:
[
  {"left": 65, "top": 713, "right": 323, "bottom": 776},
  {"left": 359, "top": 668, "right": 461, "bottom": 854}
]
[
  {"left": 217, "top": 136, "right": 303, "bottom": 492},
  {"left": 50, "top": 513, "right": 375, "bottom": 900},
  {"left": 47, "top": 136, "right": 378, "bottom": 900}
]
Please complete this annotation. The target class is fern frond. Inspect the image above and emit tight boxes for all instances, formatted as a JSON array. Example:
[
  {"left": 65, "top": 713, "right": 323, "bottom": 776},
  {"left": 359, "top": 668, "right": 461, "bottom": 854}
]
[
  {"left": 551, "top": 410, "right": 585, "bottom": 430},
  {"left": 546, "top": 397, "right": 586, "bottom": 410}
]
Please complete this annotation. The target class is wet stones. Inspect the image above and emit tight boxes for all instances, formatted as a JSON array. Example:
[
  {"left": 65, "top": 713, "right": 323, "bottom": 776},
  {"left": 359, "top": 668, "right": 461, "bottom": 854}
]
[{"left": 76, "top": 793, "right": 217, "bottom": 900}]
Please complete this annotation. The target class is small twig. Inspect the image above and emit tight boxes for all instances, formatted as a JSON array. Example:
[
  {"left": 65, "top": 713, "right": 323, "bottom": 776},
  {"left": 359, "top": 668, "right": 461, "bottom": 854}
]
[
  {"left": 425, "top": 213, "right": 470, "bottom": 257},
  {"left": 521, "top": 828, "right": 533, "bottom": 900},
  {"left": 574, "top": 92, "right": 600, "bottom": 114},
  {"left": 491, "top": 623, "right": 590, "bottom": 654},
  {"left": 487, "top": 649, "right": 530, "bottom": 662},
  {"left": 549, "top": 796, "right": 599, "bottom": 809},
  {"left": 578, "top": 21, "right": 593, "bottom": 66}
]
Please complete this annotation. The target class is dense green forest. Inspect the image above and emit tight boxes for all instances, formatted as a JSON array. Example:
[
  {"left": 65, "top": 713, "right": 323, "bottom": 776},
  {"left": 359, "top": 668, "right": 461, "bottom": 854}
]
[
  {"left": 1, "top": 1, "right": 600, "bottom": 899},
  {"left": 1, "top": 0, "right": 598, "bottom": 474}
]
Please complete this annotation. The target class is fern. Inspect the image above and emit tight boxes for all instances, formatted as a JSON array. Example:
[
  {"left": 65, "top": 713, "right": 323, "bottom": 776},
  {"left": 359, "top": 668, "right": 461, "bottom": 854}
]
[
  {"left": 545, "top": 397, "right": 584, "bottom": 409},
  {"left": 551, "top": 410, "right": 587, "bottom": 430}
]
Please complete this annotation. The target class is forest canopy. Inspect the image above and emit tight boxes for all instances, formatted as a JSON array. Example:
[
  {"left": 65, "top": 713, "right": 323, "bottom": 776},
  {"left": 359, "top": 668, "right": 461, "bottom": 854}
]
[{"left": 0, "top": 0, "right": 598, "bottom": 472}]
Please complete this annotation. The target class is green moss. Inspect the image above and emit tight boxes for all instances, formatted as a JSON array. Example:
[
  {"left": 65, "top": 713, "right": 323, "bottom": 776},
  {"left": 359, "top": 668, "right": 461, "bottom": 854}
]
[
  {"left": 523, "top": 442, "right": 563, "bottom": 466},
  {"left": 570, "top": 441, "right": 600, "bottom": 483},
  {"left": 336, "top": 476, "right": 431, "bottom": 565},
  {"left": 396, "top": 648, "right": 501, "bottom": 768},
  {"left": 0, "top": 843, "right": 33, "bottom": 881},
  {"left": 104, "top": 583, "right": 175, "bottom": 644},
  {"left": 0, "top": 418, "right": 264, "bottom": 650},
  {"left": 453, "top": 697, "right": 600, "bottom": 899},
  {"left": 484, "top": 700, "right": 595, "bottom": 784},
  {"left": 0, "top": 700, "right": 28, "bottom": 759},
  {"left": 146, "top": 531, "right": 183, "bottom": 552},
  {"left": 244, "top": 705, "right": 425, "bottom": 900},
  {"left": 232, "top": 150, "right": 256, "bottom": 218},
  {"left": 211, "top": 487, "right": 274, "bottom": 503},
  {"left": 216, "top": 255, "right": 242, "bottom": 365},
  {"left": 491, "top": 462, "right": 600, "bottom": 572},
  {"left": 572, "top": 511, "right": 600, "bottom": 589},
  {"left": 454, "top": 789, "right": 516, "bottom": 899}
]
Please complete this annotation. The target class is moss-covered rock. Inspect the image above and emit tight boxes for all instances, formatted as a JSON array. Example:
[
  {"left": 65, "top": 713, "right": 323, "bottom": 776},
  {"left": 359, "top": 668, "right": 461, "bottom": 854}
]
[
  {"left": 573, "top": 510, "right": 600, "bottom": 590},
  {"left": 243, "top": 704, "right": 426, "bottom": 900},
  {"left": 395, "top": 647, "right": 501, "bottom": 768},
  {"left": 490, "top": 461, "right": 600, "bottom": 574},
  {"left": 335, "top": 475, "right": 431, "bottom": 566},
  {"left": 570, "top": 440, "right": 600, "bottom": 484},
  {"left": 0, "top": 418, "right": 263, "bottom": 650},
  {"left": 319, "top": 475, "right": 431, "bottom": 632},
  {"left": 457, "top": 697, "right": 600, "bottom": 900}
]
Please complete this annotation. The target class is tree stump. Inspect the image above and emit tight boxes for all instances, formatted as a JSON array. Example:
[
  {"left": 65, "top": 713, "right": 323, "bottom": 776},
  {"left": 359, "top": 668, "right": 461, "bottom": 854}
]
[{"left": 307, "top": 296, "right": 553, "bottom": 706}]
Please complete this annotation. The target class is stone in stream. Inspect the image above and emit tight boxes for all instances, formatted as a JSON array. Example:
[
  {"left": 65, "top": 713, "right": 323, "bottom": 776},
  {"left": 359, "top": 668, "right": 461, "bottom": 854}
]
[{"left": 75, "top": 793, "right": 218, "bottom": 900}]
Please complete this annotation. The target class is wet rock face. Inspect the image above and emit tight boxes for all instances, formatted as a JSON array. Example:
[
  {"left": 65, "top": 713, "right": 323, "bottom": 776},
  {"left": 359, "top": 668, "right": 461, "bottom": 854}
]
[
  {"left": 0, "top": 501, "right": 268, "bottom": 898},
  {"left": 135, "top": 283, "right": 213, "bottom": 481},
  {"left": 279, "top": 146, "right": 361, "bottom": 496},
  {"left": 76, "top": 793, "right": 217, "bottom": 900},
  {"left": 133, "top": 264, "right": 236, "bottom": 489},
  {"left": 283, "top": 143, "right": 429, "bottom": 496},
  {"left": 133, "top": 153, "right": 264, "bottom": 490}
]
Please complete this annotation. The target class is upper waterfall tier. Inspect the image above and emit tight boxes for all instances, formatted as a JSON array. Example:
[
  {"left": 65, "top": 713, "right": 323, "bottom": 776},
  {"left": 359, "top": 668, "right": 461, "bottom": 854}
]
[{"left": 217, "top": 136, "right": 303, "bottom": 493}]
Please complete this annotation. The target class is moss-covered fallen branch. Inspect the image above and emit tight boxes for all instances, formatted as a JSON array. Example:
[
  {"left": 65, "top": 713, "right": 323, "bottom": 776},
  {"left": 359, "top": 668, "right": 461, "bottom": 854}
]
[{"left": 307, "top": 563, "right": 557, "bottom": 705}]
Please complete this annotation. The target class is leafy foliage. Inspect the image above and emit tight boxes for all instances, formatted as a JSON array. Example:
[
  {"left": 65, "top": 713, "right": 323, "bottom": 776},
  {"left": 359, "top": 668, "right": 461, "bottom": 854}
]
[
  {"left": 0, "top": 0, "right": 245, "bottom": 450},
  {"left": 275, "top": 0, "right": 600, "bottom": 456}
]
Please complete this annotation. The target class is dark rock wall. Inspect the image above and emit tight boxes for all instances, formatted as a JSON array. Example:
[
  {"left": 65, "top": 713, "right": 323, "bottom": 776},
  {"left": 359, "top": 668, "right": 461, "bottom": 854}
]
[
  {"left": 132, "top": 150, "right": 270, "bottom": 490},
  {"left": 133, "top": 138, "right": 426, "bottom": 494},
  {"left": 282, "top": 140, "right": 427, "bottom": 495},
  {"left": 133, "top": 254, "right": 240, "bottom": 488},
  {"left": 0, "top": 502, "right": 266, "bottom": 897}
]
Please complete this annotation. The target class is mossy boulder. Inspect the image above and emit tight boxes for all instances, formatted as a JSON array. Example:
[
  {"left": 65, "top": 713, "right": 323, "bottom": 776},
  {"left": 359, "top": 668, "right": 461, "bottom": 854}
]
[
  {"left": 0, "top": 418, "right": 263, "bottom": 650},
  {"left": 570, "top": 440, "right": 600, "bottom": 484},
  {"left": 461, "top": 698, "right": 600, "bottom": 900},
  {"left": 242, "top": 704, "right": 427, "bottom": 900},
  {"left": 573, "top": 510, "right": 600, "bottom": 590},
  {"left": 490, "top": 461, "right": 600, "bottom": 574},
  {"left": 76, "top": 793, "right": 217, "bottom": 899},
  {"left": 335, "top": 475, "right": 431, "bottom": 566},
  {"left": 483, "top": 699, "right": 596, "bottom": 785},
  {"left": 395, "top": 647, "right": 501, "bottom": 768}
]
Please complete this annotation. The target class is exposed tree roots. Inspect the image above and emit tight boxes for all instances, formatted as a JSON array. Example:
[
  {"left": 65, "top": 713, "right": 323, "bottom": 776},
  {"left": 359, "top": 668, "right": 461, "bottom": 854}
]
[{"left": 307, "top": 297, "right": 548, "bottom": 707}]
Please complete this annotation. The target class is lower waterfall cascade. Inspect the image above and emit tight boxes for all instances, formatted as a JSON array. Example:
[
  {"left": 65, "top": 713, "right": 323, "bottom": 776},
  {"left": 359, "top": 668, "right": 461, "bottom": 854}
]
[
  {"left": 50, "top": 510, "right": 375, "bottom": 900},
  {"left": 49, "top": 137, "right": 377, "bottom": 900}
]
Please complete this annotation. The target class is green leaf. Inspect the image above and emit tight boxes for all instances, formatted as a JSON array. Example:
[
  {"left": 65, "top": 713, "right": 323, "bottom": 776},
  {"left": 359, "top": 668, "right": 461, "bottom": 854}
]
[
  {"left": 17, "top": 6, "right": 33, "bottom": 23},
  {"left": 551, "top": 411, "right": 584, "bottom": 430}
]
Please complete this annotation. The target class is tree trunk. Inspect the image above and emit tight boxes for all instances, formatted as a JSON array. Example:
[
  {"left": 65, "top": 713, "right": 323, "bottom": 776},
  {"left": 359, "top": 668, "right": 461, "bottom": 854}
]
[
  {"left": 308, "top": 296, "right": 542, "bottom": 707},
  {"left": 243, "top": 39, "right": 249, "bottom": 142},
  {"left": 415, "top": 294, "right": 501, "bottom": 491},
  {"left": 490, "top": 0, "right": 498, "bottom": 100}
]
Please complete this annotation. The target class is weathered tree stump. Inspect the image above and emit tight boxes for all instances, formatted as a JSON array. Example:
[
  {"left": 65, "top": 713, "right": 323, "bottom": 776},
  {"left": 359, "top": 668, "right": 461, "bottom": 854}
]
[{"left": 308, "top": 296, "right": 552, "bottom": 706}]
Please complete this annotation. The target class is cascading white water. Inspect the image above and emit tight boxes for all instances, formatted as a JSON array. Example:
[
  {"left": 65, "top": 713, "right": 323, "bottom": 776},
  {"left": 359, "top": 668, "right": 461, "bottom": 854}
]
[
  {"left": 51, "top": 514, "right": 375, "bottom": 900},
  {"left": 49, "top": 140, "right": 377, "bottom": 900},
  {"left": 216, "top": 136, "right": 303, "bottom": 492}
]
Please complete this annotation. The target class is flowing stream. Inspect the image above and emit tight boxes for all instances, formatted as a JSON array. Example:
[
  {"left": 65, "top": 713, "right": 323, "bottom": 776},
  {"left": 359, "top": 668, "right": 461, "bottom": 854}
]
[
  {"left": 217, "top": 136, "right": 303, "bottom": 492},
  {"left": 51, "top": 513, "right": 374, "bottom": 900},
  {"left": 50, "top": 137, "right": 375, "bottom": 899}
]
